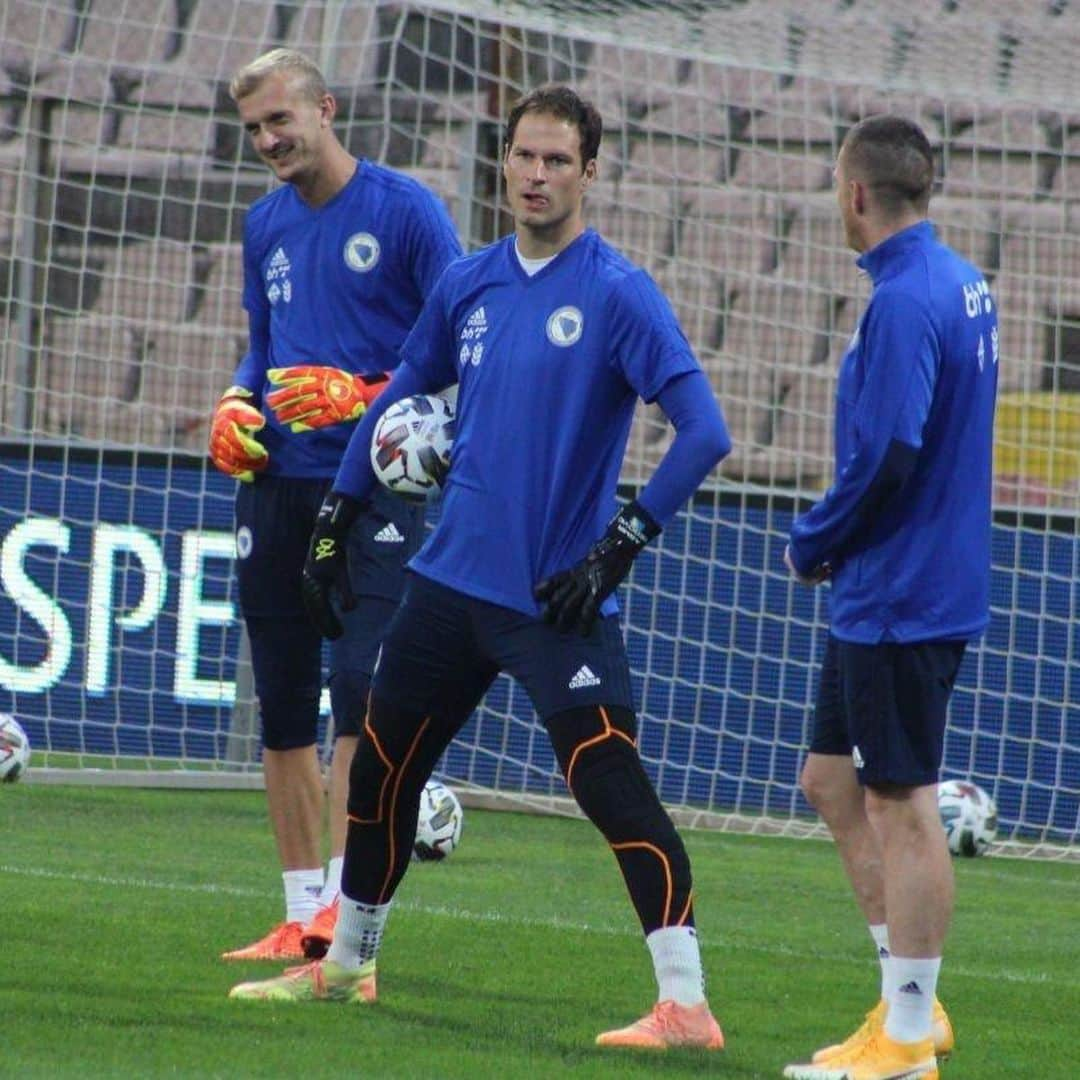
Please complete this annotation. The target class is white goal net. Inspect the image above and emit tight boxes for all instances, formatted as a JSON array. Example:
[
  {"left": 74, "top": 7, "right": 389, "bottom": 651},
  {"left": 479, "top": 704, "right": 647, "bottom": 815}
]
[{"left": 1, "top": 0, "right": 1077, "bottom": 857}]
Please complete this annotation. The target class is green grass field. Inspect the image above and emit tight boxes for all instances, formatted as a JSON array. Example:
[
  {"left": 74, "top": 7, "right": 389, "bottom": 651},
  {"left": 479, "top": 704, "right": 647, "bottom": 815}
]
[{"left": 3, "top": 783, "right": 1077, "bottom": 1078}]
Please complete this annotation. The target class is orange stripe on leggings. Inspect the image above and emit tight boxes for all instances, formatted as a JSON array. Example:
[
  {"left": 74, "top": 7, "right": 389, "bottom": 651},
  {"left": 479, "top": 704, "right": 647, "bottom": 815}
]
[
  {"left": 564, "top": 705, "right": 636, "bottom": 790},
  {"left": 610, "top": 839, "right": 674, "bottom": 927},
  {"left": 378, "top": 716, "right": 430, "bottom": 904},
  {"left": 348, "top": 698, "right": 394, "bottom": 825},
  {"left": 675, "top": 888, "right": 694, "bottom": 927}
]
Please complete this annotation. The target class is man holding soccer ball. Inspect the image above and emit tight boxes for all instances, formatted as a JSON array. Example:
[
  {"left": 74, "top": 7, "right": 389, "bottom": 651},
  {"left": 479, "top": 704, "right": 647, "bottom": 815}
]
[
  {"left": 782, "top": 116, "right": 998, "bottom": 1080},
  {"left": 208, "top": 49, "right": 461, "bottom": 962},
  {"left": 230, "top": 84, "right": 733, "bottom": 1051}
]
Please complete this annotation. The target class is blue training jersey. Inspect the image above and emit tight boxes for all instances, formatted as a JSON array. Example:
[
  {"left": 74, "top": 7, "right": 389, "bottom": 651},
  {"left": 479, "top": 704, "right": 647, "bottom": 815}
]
[
  {"left": 789, "top": 220, "right": 998, "bottom": 643},
  {"left": 390, "top": 229, "right": 703, "bottom": 617},
  {"left": 234, "top": 160, "right": 461, "bottom": 478}
]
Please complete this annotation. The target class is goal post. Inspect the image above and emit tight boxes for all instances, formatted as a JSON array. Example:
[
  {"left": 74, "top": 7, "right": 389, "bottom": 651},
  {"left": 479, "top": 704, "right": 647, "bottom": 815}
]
[{"left": 1, "top": 0, "right": 1077, "bottom": 858}]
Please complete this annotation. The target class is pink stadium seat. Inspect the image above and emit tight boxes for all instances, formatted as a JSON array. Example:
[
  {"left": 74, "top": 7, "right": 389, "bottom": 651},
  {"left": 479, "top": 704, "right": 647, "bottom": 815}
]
[
  {"left": 992, "top": 273, "right": 1046, "bottom": 394},
  {"left": 72, "top": 0, "right": 175, "bottom": 68},
  {"left": 624, "top": 139, "right": 726, "bottom": 187},
  {"left": 198, "top": 245, "right": 248, "bottom": 335},
  {"left": 729, "top": 145, "right": 833, "bottom": 193},
  {"left": 589, "top": 181, "right": 678, "bottom": 267},
  {"left": 675, "top": 188, "right": 785, "bottom": 294}
]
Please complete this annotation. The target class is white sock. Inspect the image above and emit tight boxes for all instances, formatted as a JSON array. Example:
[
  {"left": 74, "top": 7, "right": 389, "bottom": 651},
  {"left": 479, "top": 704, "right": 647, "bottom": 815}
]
[
  {"left": 646, "top": 926, "right": 706, "bottom": 1006},
  {"left": 320, "top": 856, "right": 344, "bottom": 906},
  {"left": 327, "top": 895, "right": 393, "bottom": 971},
  {"left": 884, "top": 956, "right": 941, "bottom": 1043},
  {"left": 869, "top": 923, "right": 891, "bottom": 1000},
  {"left": 283, "top": 868, "right": 324, "bottom": 924}
]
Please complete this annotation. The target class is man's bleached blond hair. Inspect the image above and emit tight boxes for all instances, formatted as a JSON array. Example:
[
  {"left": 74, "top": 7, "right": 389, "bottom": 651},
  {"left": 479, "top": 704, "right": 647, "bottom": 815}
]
[{"left": 229, "top": 48, "right": 328, "bottom": 104}]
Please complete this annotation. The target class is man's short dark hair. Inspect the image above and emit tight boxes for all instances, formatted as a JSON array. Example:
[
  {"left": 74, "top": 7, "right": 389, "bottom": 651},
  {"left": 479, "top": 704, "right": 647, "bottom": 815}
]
[
  {"left": 505, "top": 84, "right": 603, "bottom": 168},
  {"left": 842, "top": 115, "right": 935, "bottom": 216}
]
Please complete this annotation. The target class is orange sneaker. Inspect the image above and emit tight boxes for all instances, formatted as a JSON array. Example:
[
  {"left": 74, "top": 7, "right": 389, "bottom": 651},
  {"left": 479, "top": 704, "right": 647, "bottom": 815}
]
[
  {"left": 229, "top": 959, "right": 376, "bottom": 1003},
  {"left": 812, "top": 999, "right": 954, "bottom": 1064},
  {"left": 595, "top": 999, "right": 724, "bottom": 1050},
  {"left": 784, "top": 1031, "right": 937, "bottom": 1079},
  {"left": 221, "top": 921, "right": 305, "bottom": 961},
  {"left": 300, "top": 898, "right": 339, "bottom": 959}
]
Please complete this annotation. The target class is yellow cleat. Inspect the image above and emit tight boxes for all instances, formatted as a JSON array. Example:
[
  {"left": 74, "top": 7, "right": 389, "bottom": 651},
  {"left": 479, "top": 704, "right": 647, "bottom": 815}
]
[
  {"left": 811, "top": 999, "right": 953, "bottom": 1064},
  {"left": 596, "top": 999, "right": 724, "bottom": 1050},
  {"left": 221, "top": 921, "right": 305, "bottom": 961},
  {"left": 784, "top": 1031, "right": 937, "bottom": 1079},
  {"left": 300, "top": 898, "right": 339, "bottom": 959},
  {"left": 229, "top": 959, "right": 376, "bottom": 1003}
]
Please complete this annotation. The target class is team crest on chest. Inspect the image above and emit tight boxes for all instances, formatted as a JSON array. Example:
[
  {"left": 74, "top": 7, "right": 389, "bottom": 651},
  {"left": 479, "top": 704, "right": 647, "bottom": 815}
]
[
  {"left": 546, "top": 305, "right": 583, "bottom": 347},
  {"left": 344, "top": 232, "right": 381, "bottom": 273}
]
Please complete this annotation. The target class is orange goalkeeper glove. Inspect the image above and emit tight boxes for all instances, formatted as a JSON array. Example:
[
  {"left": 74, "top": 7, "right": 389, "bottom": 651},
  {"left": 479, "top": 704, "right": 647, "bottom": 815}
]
[
  {"left": 265, "top": 365, "right": 391, "bottom": 433},
  {"left": 208, "top": 386, "right": 268, "bottom": 483}
]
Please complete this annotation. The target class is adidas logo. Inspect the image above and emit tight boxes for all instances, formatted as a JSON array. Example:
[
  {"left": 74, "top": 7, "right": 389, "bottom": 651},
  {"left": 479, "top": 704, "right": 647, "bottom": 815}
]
[
  {"left": 373, "top": 523, "right": 405, "bottom": 543},
  {"left": 898, "top": 980, "right": 924, "bottom": 996},
  {"left": 267, "top": 246, "right": 291, "bottom": 281},
  {"left": 852, "top": 745, "right": 865, "bottom": 769},
  {"left": 568, "top": 664, "right": 601, "bottom": 690},
  {"left": 466, "top": 306, "right": 487, "bottom": 328}
]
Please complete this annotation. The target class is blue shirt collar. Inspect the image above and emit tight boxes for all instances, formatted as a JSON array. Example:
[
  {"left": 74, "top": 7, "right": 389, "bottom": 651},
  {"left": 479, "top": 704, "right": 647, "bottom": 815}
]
[{"left": 856, "top": 220, "right": 936, "bottom": 283}]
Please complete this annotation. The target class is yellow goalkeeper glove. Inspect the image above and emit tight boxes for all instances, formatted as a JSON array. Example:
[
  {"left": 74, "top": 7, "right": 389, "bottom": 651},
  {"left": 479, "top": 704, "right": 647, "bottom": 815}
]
[
  {"left": 208, "top": 386, "right": 268, "bottom": 483},
  {"left": 266, "top": 365, "right": 391, "bottom": 433}
]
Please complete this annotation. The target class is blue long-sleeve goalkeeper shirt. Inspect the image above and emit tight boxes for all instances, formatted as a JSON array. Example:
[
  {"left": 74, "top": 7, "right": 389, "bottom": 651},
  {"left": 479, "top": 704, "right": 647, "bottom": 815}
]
[{"left": 788, "top": 220, "right": 998, "bottom": 643}]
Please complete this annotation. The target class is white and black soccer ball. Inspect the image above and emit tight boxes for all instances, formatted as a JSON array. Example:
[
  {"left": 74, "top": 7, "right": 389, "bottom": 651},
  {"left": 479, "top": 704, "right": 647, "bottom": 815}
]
[
  {"left": 0, "top": 713, "right": 31, "bottom": 783},
  {"left": 938, "top": 778, "right": 997, "bottom": 857},
  {"left": 370, "top": 392, "right": 455, "bottom": 502},
  {"left": 412, "top": 780, "right": 463, "bottom": 862}
]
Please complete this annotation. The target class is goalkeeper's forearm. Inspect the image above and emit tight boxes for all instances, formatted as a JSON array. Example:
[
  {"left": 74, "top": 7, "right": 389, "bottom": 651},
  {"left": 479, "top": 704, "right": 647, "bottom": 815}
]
[
  {"left": 636, "top": 370, "right": 732, "bottom": 523},
  {"left": 332, "top": 361, "right": 433, "bottom": 499}
]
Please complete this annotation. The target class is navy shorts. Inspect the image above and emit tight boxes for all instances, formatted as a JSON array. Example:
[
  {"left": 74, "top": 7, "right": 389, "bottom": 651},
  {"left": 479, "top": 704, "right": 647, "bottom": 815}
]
[
  {"left": 372, "top": 573, "right": 635, "bottom": 721},
  {"left": 235, "top": 475, "right": 423, "bottom": 744},
  {"left": 810, "top": 634, "right": 966, "bottom": 787}
]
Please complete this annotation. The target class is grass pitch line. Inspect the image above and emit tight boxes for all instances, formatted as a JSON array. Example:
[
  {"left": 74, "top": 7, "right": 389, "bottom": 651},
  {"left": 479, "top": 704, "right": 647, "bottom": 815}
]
[{"left": 1, "top": 862, "right": 1062, "bottom": 988}]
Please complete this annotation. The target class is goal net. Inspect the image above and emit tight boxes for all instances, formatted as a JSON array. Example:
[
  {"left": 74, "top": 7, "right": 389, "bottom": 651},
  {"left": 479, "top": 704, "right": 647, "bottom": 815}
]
[{"left": 1, "top": 0, "right": 1077, "bottom": 856}]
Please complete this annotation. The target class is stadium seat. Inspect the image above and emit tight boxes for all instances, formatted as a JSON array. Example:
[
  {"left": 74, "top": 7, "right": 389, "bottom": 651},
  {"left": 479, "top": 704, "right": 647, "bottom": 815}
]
[
  {"left": 0, "top": 0, "right": 79, "bottom": 77},
  {"left": 95, "top": 240, "right": 205, "bottom": 324},
  {"left": 589, "top": 181, "right": 679, "bottom": 268},
  {"left": 653, "top": 266, "right": 729, "bottom": 357},
  {"left": 196, "top": 244, "right": 248, "bottom": 335},
  {"left": 675, "top": 188, "right": 786, "bottom": 295},
  {"left": 41, "top": 313, "right": 240, "bottom": 448},
  {"left": 729, "top": 145, "right": 833, "bottom": 193},
  {"left": 992, "top": 272, "right": 1045, "bottom": 394},
  {"left": 70, "top": 0, "right": 176, "bottom": 69},
  {"left": 931, "top": 197, "right": 1000, "bottom": 274},
  {"left": 624, "top": 139, "right": 727, "bottom": 187},
  {"left": 317, "top": 4, "right": 377, "bottom": 87},
  {"left": 777, "top": 195, "right": 867, "bottom": 307},
  {"left": 165, "top": 0, "right": 281, "bottom": 83}
]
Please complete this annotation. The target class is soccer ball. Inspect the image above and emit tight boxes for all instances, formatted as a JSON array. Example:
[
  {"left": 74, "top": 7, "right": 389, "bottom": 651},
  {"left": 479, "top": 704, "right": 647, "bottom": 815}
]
[
  {"left": 370, "top": 392, "right": 455, "bottom": 502},
  {"left": 0, "top": 713, "right": 30, "bottom": 783},
  {"left": 412, "top": 780, "right": 463, "bottom": 862},
  {"left": 937, "top": 779, "right": 997, "bottom": 857}
]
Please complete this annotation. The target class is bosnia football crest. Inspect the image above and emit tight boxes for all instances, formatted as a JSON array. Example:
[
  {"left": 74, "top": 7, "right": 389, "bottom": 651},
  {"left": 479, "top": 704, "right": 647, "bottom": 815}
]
[
  {"left": 344, "top": 232, "right": 381, "bottom": 273},
  {"left": 546, "top": 305, "right": 583, "bottom": 346}
]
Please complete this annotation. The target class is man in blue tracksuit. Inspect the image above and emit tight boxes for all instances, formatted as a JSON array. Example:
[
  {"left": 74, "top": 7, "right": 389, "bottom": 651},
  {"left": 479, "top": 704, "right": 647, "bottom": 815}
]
[{"left": 783, "top": 116, "right": 997, "bottom": 1080}]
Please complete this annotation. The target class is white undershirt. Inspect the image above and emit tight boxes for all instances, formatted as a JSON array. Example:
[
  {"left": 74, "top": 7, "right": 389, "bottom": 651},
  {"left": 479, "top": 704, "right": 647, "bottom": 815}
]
[{"left": 514, "top": 238, "right": 556, "bottom": 277}]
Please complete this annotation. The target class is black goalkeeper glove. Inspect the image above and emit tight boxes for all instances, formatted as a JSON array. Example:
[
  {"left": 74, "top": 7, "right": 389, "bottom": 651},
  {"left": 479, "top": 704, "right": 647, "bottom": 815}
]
[
  {"left": 533, "top": 500, "right": 661, "bottom": 636},
  {"left": 301, "top": 491, "right": 363, "bottom": 640}
]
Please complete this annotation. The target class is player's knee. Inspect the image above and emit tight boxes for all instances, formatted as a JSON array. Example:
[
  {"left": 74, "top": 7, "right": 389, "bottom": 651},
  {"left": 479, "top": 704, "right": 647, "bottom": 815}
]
[
  {"left": 799, "top": 757, "right": 828, "bottom": 811},
  {"left": 328, "top": 669, "right": 371, "bottom": 739},
  {"left": 570, "top": 742, "right": 674, "bottom": 846},
  {"left": 344, "top": 697, "right": 428, "bottom": 820}
]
